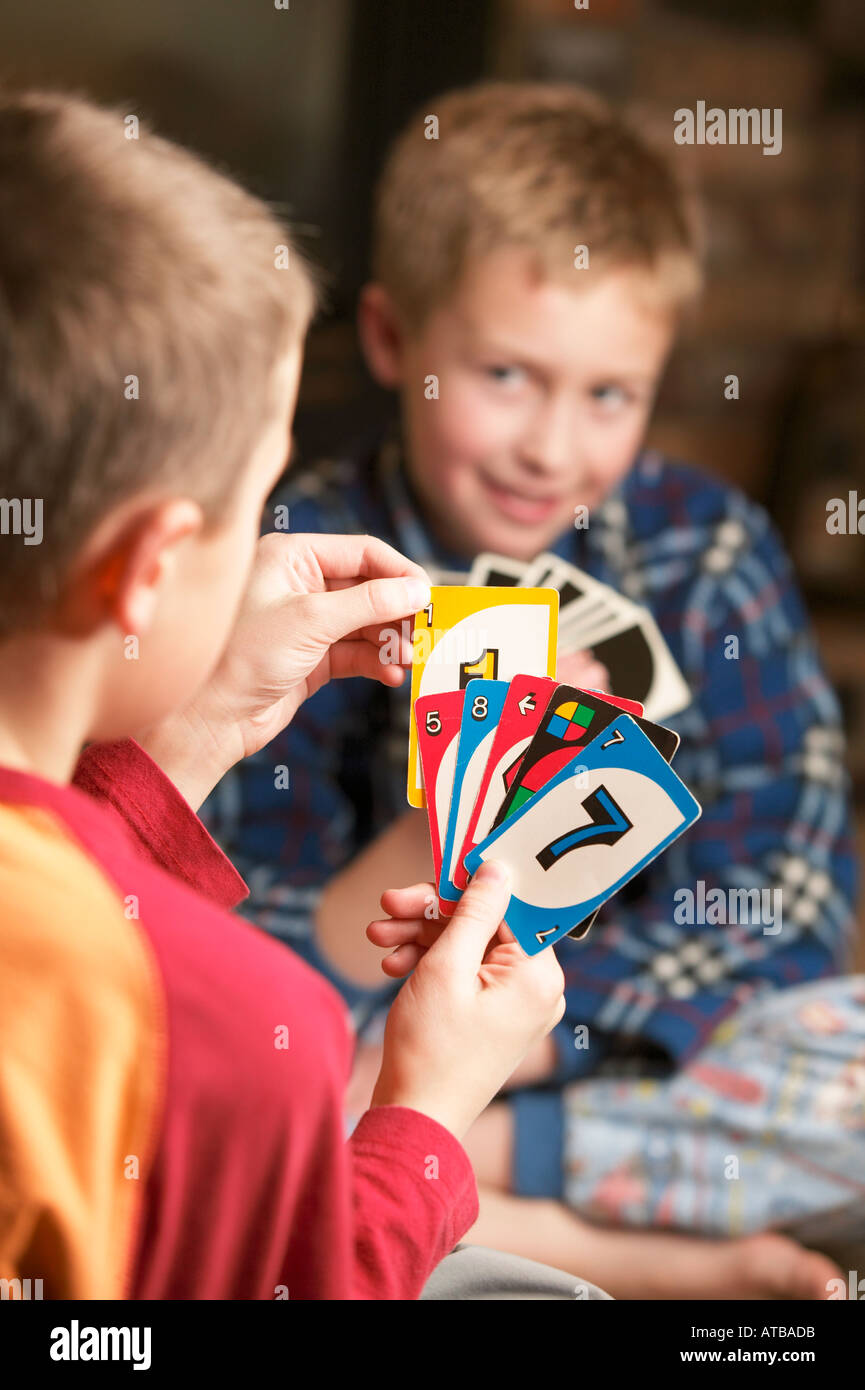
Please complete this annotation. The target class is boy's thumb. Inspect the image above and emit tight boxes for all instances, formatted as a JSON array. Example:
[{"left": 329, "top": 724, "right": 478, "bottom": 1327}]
[
  {"left": 436, "top": 860, "right": 512, "bottom": 969},
  {"left": 310, "top": 576, "right": 429, "bottom": 643}
]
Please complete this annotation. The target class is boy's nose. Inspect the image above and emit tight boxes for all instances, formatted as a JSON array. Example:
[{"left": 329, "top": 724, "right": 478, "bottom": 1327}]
[{"left": 519, "top": 398, "right": 577, "bottom": 478}]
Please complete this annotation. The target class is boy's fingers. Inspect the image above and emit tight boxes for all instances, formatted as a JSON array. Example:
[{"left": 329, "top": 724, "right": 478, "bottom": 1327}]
[
  {"left": 380, "top": 942, "right": 427, "bottom": 977},
  {"left": 329, "top": 640, "right": 407, "bottom": 685},
  {"left": 339, "top": 615, "right": 413, "bottom": 653},
  {"left": 429, "top": 860, "right": 511, "bottom": 972},
  {"left": 380, "top": 883, "right": 437, "bottom": 917},
  {"left": 375, "top": 626, "right": 415, "bottom": 666},
  {"left": 555, "top": 648, "right": 609, "bottom": 692},
  {"left": 367, "top": 915, "right": 428, "bottom": 947},
  {"left": 581, "top": 664, "right": 609, "bottom": 691},
  {"left": 304, "top": 576, "right": 430, "bottom": 647},
  {"left": 377, "top": 663, "right": 407, "bottom": 688}
]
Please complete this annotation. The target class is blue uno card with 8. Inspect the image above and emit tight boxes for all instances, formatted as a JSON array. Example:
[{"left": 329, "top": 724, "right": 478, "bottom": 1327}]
[
  {"left": 463, "top": 714, "right": 702, "bottom": 955},
  {"left": 438, "top": 679, "right": 509, "bottom": 912}
]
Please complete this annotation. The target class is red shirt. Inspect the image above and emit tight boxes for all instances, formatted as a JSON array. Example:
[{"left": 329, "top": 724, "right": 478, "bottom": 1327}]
[{"left": 0, "top": 739, "right": 477, "bottom": 1299}]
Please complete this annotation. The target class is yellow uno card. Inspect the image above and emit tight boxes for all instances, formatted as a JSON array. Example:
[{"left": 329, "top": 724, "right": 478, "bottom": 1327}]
[{"left": 406, "top": 585, "right": 559, "bottom": 807}]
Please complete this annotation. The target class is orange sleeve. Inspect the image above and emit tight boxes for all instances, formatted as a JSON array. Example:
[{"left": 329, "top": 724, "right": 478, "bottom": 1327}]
[{"left": 0, "top": 805, "right": 164, "bottom": 1298}]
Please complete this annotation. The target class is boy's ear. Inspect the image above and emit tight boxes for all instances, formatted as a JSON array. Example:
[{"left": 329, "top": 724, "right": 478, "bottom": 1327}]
[
  {"left": 357, "top": 283, "right": 406, "bottom": 389},
  {"left": 60, "top": 499, "right": 205, "bottom": 637}
]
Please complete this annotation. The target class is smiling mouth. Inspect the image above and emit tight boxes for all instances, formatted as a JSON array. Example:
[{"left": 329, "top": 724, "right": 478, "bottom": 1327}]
[{"left": 478, "top": 472, "right": 563, "bottom": 524}]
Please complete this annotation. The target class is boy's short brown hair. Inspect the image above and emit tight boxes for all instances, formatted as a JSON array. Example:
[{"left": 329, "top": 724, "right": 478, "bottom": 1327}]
[
  {"left": 0, "top": 88, "right": 317, "bottom": 635},
  {"left": 372, "top": 82, "right": 703, "bottom": 326}
]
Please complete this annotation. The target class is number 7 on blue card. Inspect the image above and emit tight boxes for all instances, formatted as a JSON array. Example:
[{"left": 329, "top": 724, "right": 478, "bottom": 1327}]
[{"left": 463, "top": 715, "right": 702, "bottom": 956}]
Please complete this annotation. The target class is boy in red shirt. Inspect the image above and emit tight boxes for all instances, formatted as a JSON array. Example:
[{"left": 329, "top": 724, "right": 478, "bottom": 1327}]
[{"left": 0, "top": 89, "right": 568, "bottom": 1300}]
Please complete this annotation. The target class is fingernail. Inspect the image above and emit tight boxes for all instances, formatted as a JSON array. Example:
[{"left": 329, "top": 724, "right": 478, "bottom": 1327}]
[
  {"left": 404, "top": 578, "right": 431, "bottom": 611},
  {"left": 474, "top": 859, "right": 509, "bottom": 886}
]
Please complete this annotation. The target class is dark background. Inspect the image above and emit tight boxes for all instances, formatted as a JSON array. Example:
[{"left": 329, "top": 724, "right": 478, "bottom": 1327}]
[{"left": 2, "top": 0, "right": 863, "bottom": 943}]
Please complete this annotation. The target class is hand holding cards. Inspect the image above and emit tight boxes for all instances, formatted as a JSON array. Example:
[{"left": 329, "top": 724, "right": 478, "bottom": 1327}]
[
  {"left": 408, "top": 585, "right": 701, "bottom": 956},
  {"left": 468, "top": 551, "right": 691, "bottom": 723}
]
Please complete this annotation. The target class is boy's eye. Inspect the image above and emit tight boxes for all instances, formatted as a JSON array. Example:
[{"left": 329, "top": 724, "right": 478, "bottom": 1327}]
[
  {"left": 486, "top": 365, "right": 528, "bottom": 388},
  {"left": 590, "top": 383, "right": 637, "bottom": 414}
]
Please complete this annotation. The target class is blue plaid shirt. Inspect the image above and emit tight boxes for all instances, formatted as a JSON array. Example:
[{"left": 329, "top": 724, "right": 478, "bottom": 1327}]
[{"left": 203, "top": 433, "right": 859, "bottom": 1085}]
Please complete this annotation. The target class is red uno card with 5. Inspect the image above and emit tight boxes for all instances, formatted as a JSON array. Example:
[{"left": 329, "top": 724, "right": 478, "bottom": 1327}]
[{"left": 415, "top": 690, "right": 465, "bottom": 893}]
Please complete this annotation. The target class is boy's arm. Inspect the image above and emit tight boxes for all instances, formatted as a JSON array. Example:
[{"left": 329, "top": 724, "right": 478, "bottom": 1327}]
[{"left": 346, "top": 1107, "right": 478, "bottom": 1297}]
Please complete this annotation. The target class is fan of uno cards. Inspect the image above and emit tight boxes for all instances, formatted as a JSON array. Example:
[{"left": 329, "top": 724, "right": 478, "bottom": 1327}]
[{"left": 410, "top": 584, "right": 700, "bottom": 955}]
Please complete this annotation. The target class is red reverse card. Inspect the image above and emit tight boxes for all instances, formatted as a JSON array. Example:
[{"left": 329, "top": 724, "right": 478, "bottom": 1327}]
[
  {"left": 415, "top": 690, "right": 465, "bottom": 909},
  {"left": 453, "top": 680, "right": 643, "bottom": 892}
]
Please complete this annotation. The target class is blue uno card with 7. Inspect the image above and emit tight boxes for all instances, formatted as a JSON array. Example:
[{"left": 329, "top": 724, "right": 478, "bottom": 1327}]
[
  {"left": 464, "top": 715, "right": 702, "bottom": 955},
  {"left": 437, "top": 679, "right": 509, "bottom": 915}
]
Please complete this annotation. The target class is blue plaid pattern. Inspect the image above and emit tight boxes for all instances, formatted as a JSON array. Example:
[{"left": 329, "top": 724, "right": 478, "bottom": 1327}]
[{"left": 202, "top": 434, "right": 859, "bottom": 1071}]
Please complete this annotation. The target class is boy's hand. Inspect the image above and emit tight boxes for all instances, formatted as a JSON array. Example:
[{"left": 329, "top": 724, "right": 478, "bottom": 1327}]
[
  {"left": 138, "top": 532, "right": 429, "bottom": 808},
  {"left": 368, "top": 883, "right": 559, "bottom": 1090},
  {"left": 556, "top": 648, "right": 609, "bottom": 692},
  {"left": 369, "top": 862, "right": 565, "bottom": 1141}
]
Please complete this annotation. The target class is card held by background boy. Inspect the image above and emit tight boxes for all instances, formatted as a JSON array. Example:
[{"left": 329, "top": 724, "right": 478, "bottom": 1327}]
[
  {"left": 437, "top": 678, "right": 509, "bottom": 915},
  {"left": 464, "top": 715, "right": 702, "bottom": 956},
  {"left": 560, "top": 604, "right": 691, "bottom": 723},
  {"left": 415, "top": 690, "right": 465, "bottom": 893},
  {"left": 406, "top": 585, "right": 559, "bottom": 807},
  {"left": 521, "top": 553, "right": 604, "bottom": 629},
  {"left": 467, "top": 552, "right": 526, "bottom": 587}
]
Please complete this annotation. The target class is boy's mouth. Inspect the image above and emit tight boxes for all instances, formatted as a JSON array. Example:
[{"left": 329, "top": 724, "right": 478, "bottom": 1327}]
[{"left": 477, "top": 471, "right": 562, "bottom": 525}]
